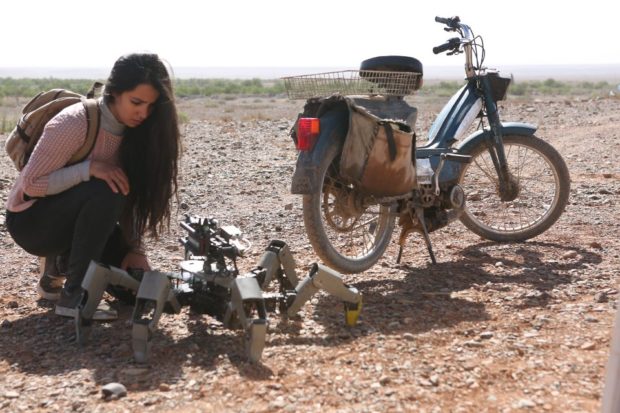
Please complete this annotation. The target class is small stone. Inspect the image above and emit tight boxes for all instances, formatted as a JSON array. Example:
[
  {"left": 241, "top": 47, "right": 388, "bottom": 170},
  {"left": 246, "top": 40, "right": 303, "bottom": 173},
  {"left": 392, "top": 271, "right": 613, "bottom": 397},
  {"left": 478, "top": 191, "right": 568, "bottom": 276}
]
[
  {"left": 580, "top": 342, "right": 596, "bottom": 351},
  {"left": 602, "top": 173, "right": 612, "bottom": 178},
  {"left": 7, "top": 301, "right": 18, "bottom": 309},
  {"left": 464, "top": 340, "right": 483, "bottom": 348},
  {"left": 180, "top": 202, "right": 189, "bottom": 210},
  {"left": 269, "top": 396, "right": 286, "bottom": 408},
  {"left": 515, "top": 398, "right": 536, "bottom": 408},
  {"left": 4, "top": 391, "right": 19, "bottom": 399},
  {"left": 594, "top": 292, "right": 608, "bottom": 303},
  {"left": 561, "top": 251, "right": 578, "bottom": 260},
  {"left": 159, "top": 383, "right": 170, "bottom": 392},
  {"left": 284, "top": 203, "right": 294, "bottom": 211},
  {"left": 403, "top": 333, "right": 415, "bottom": 341},
  {"left": 589, "top": 241, "right": 603, "bottom": 249},
  {"left": 429, "top": 375, "right": 440, "bottom": 386},
  {"left": 101, "top": 383, "right": 127, "bottom": 400},
  {"left": 495, "top": 261, "right": 504, "bottom": 267},
  {"left": 379, "top": 375, "right": 391, "bottom": 385},
  {"left": 479, "top": 331, "right": 494, "bottom": 340}
]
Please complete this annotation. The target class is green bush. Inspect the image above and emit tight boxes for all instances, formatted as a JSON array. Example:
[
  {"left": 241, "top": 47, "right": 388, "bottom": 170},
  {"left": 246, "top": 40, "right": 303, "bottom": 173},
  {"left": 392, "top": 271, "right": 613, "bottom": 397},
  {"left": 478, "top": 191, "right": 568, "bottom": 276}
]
[
  {"left": 0, "top": 77, "right": 615, "bottom": 101},
  {"left": 417, "top": 78, "right": 615, "bottom": 98},
  {"left": 0, "top": 77, "right": 287, "bottom": 99}
]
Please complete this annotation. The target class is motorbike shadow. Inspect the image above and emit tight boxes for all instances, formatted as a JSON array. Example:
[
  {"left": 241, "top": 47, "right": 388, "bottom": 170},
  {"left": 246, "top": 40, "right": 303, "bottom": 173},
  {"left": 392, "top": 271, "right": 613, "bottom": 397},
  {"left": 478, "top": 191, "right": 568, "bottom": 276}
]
[{"left": 301, "top": 239, "right": 602, "bottom": 341}]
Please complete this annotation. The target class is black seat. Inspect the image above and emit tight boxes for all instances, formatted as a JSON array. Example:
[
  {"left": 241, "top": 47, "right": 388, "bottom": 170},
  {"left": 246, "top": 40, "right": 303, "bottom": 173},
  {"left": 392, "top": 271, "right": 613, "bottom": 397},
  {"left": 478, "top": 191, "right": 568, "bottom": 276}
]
[
  {"left": 360, "top": 56, "right": 423, "bottom": 92},
  {"left": 360, "top": 55, "right": 423, "bottom": 76}
]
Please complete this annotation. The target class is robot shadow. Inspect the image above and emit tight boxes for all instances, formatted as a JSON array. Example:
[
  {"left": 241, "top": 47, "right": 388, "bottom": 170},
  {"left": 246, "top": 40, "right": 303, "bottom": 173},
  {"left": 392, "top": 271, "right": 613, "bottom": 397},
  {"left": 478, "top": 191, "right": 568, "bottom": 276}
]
[
  {"left": 0, "top": 302, "right": 274, "bottom": 389},
  {"left": 0, "top": 240, "right": 598, "bottom": 387}
]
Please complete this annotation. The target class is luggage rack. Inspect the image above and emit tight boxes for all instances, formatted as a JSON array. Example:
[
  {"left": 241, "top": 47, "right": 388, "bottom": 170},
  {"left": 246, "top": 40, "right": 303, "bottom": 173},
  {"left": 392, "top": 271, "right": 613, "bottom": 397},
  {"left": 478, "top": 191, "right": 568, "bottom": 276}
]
[{"left": 282, "top": 70, "right": 422, "bottom": 100}]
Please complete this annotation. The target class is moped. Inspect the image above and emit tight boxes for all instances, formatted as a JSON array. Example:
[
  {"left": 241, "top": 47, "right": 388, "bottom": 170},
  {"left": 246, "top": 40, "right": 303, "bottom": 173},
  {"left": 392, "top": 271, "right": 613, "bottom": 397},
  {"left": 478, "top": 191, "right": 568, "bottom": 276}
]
[{"left": 284, "top": 16, "right": 570, "bottom": 273}]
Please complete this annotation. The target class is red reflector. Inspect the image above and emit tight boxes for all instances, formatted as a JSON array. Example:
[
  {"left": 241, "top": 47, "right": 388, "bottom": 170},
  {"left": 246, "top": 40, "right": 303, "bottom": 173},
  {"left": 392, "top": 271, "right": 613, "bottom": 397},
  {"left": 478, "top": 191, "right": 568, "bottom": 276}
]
[{"left": 297, "top": 118, "right": 320, "bottom": 151}]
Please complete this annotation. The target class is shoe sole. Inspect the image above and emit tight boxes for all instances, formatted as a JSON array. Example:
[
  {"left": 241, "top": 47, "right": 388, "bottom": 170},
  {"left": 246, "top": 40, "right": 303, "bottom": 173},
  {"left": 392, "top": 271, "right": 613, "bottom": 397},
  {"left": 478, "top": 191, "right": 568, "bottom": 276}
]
[
  {"left": 38, "top": 284, "right": 61, "bottom": 301},
  {"left": 92, "top": 309, "right": 118, "bottom": 321},
  {"left": 54, "top": 305, "right": 118, "bottom": 321}
]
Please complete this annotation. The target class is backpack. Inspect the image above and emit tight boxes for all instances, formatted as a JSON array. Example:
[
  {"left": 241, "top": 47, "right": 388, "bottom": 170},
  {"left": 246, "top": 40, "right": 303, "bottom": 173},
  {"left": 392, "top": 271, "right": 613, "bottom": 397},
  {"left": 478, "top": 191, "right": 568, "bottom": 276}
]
[{"left": 5, "top": 82, "right": 103, "bottom": 171}]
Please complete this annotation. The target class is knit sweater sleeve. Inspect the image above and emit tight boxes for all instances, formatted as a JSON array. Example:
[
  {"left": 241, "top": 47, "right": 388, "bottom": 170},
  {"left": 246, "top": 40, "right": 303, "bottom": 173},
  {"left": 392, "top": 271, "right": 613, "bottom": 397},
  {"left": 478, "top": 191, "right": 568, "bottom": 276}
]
[{"left": 20, "top": 104, "right": 89, "bottom": 197}]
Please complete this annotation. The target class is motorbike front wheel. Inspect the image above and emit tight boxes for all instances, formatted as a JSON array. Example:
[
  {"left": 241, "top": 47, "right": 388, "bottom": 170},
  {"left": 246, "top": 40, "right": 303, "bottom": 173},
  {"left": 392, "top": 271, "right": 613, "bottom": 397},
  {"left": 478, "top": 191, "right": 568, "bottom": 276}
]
[
  {"left": 458, "top": 134, "right": 570, "bottom": 242},
  {"left": 302, "top": 144, "right": 396, "bottom": 273}
]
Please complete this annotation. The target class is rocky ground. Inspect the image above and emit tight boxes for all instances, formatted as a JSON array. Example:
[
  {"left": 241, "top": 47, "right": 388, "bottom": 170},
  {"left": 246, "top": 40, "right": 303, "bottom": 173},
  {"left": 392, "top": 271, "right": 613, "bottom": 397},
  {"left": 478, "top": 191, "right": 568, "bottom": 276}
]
[{"left": 0, "top": 92, "right": 619, "bottom": 412}]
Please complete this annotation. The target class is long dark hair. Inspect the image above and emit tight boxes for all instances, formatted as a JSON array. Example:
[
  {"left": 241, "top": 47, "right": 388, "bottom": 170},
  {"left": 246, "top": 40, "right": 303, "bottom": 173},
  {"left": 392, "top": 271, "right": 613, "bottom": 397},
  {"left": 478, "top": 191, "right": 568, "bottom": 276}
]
[{"left": 104, "top": 53, "right": 180, "bottom": 240}]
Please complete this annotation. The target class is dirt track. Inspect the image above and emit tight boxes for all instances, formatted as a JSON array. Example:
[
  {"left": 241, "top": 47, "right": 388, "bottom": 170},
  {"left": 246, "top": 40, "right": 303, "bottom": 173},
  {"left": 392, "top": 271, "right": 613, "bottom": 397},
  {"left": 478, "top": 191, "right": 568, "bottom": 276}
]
[{"left": 0, "top": 93, "right": 619, "bottom": 412}]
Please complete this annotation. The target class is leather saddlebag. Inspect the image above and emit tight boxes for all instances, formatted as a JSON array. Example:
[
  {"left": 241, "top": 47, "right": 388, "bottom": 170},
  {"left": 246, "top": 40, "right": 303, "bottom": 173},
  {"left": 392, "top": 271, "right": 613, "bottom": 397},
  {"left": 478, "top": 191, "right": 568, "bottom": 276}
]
[{"left": 340, "top": 105, "right": 416, "bottom": 197}]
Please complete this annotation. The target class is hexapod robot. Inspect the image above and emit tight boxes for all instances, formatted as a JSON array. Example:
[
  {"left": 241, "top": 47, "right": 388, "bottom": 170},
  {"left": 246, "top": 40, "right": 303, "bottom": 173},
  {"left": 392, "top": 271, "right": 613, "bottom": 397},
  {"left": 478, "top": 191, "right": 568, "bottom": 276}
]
[{"left": 73, "top": 215, "right": 363, "bottom": 363}]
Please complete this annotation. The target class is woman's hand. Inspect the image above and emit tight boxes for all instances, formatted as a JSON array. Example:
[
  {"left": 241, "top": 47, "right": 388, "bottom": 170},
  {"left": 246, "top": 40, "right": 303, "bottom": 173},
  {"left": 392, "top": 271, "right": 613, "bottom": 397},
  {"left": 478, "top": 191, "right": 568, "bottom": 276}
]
[
  {"left": 90, "top": 161, "right": 130, "bottom": 195},
  {"left": 121, "top": 251, "right": 152, "bottom": 271}
]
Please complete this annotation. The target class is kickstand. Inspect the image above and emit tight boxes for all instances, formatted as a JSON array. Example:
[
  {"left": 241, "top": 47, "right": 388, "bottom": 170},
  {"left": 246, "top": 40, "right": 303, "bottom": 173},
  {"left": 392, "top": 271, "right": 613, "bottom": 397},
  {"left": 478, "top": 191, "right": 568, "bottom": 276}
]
[{"left": 414, "top": 207, "right": 437, "bottom": 264}]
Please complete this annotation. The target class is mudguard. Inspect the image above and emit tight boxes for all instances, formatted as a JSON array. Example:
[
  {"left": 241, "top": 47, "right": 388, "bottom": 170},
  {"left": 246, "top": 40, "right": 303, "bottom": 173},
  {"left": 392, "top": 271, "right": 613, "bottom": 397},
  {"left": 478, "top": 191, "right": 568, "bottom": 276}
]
[
  {"left": 291, "top": 109, "right": 348, "bottom": 194},
  {"left": 456, "top": 122, "right": 537, "bottom": 153}
]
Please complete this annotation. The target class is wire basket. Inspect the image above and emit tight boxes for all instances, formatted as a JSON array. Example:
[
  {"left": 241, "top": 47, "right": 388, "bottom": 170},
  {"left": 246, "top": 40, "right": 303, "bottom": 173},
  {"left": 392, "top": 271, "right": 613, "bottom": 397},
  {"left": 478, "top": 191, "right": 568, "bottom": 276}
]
[{"left": 282, "top": 70, "right": 422, "bottom": 100}]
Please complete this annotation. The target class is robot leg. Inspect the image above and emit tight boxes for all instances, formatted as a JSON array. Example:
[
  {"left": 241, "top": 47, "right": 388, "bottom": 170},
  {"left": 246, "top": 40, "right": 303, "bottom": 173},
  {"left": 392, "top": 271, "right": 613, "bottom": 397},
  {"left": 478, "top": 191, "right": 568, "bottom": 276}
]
[
  {"left": 131, "top": 271, "right": 180, "bottom": 363},
  {"left": 286, "top": 263, "right": 363, "bottom": 326},
  {"left": 255, "top": 240, "right": 299, "bottom": 289},
  {"left": 223, "top": 277, "right": 267, "bottom": 363},
  {"left": 76, "top": 261, "right": 142, "bottom": 345}
]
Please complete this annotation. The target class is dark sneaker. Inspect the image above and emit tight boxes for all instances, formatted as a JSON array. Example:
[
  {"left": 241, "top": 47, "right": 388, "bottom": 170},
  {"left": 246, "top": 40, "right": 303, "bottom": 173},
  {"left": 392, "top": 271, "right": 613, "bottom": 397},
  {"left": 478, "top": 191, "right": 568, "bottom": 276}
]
[
  {"left": 37, "top": 255, "right": 68, "bottom": 301},
  {"left": 38, "top": 273, "right": 66, "bottom": 301},
  {"left": 55, "top": 288, "right": 85, "bottom": 318}
]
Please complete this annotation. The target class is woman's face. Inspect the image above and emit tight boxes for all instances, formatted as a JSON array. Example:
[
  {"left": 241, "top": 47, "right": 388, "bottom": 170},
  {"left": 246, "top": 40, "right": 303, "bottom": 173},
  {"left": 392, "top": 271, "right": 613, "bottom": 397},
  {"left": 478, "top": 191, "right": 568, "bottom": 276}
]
[{"left": 109, "top": 83, "right": 160, "bottom": 128}]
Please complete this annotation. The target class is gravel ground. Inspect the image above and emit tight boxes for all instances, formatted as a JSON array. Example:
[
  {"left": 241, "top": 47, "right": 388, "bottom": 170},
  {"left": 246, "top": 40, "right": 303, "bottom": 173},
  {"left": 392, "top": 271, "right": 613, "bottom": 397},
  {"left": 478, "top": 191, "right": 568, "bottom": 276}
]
[{"left": 0, "top": 93, "right": 619, "bottom": 412}]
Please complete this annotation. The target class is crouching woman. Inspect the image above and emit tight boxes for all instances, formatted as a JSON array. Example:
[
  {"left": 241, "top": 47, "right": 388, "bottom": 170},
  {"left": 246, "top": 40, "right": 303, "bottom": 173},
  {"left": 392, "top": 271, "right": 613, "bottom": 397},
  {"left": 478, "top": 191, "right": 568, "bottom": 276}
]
[{"left": 5, "top": 53, "right": 180, "bottom": 317}]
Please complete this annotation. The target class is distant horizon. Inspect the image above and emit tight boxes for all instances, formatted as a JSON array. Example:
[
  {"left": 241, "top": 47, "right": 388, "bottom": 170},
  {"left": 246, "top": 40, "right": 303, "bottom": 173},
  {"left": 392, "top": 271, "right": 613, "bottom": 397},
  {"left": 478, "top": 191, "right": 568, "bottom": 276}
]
[{"left": 1, "top": 64, "right": 619, "bottom": 82}]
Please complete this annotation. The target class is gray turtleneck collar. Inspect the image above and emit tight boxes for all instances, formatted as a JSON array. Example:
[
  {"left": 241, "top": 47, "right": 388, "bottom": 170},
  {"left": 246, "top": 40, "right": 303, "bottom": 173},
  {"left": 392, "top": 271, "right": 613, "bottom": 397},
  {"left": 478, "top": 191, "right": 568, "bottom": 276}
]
[{"left": 99, "top": 96, "right": 126, "bottom": 136}]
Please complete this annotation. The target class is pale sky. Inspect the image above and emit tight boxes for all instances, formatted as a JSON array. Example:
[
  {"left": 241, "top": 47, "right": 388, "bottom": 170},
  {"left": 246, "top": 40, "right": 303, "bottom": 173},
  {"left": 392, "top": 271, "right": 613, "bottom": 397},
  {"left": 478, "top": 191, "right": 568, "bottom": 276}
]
[{"left": 1, "top": 0, "right": 619, "bottom": 72}]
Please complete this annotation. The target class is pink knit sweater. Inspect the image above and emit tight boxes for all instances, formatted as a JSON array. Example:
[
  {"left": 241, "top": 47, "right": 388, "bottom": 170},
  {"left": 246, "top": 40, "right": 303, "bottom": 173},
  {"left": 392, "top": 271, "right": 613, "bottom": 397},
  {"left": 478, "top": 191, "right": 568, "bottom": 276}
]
[{"left": 6, "top": 101, "right": 124, "bottom": 212}]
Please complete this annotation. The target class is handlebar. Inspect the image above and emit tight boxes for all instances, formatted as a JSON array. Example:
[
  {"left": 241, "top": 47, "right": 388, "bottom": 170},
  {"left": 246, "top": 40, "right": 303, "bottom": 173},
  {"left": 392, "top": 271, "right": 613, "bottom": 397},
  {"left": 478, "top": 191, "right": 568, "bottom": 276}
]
[
  {"left": 435, "top": 16, "right": 460, "bottom": 29},
  {"left": 433, "top": 37, "right": 460, "bottom": 55},
  {"left": 433, "top": 15, "right": 477, "bottom": 77}
]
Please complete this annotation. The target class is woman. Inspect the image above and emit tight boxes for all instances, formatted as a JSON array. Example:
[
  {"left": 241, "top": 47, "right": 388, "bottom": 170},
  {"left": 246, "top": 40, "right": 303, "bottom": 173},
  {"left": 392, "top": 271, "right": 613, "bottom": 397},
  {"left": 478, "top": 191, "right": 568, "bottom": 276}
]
[{"left": 5, "top": 53, "right": 180, "bottom": 317}]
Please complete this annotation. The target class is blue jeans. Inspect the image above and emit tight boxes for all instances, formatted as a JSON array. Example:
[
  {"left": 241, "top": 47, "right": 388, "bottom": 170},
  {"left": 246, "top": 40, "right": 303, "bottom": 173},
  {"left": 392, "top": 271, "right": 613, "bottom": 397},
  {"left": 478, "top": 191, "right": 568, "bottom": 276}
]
[{"left": 6, "top": 179, "right": 129, "bottom": 292}]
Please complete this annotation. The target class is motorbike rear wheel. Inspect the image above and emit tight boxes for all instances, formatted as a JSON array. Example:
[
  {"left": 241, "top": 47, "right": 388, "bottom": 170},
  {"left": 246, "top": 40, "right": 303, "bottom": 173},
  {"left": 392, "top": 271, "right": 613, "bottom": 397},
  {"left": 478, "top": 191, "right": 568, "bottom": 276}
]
[
  {"left": 458, "top": 134, "right": 570, "bottom": 241},
  {"left": 302, "top": 144, "right": 396, "bottom": 273}
]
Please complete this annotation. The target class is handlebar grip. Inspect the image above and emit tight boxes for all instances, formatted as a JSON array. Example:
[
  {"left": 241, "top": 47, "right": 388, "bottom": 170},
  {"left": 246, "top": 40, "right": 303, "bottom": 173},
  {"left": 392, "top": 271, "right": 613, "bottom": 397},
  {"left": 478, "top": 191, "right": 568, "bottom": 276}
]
[
  {"left": 435, "top": 15, "right": 460, "bottom": 28},
  {"left": 433, "top": 37, "right": 461, "bottom": 54},
  {"left": 433, "top": 42, "right": 453, "bottom": 55}
]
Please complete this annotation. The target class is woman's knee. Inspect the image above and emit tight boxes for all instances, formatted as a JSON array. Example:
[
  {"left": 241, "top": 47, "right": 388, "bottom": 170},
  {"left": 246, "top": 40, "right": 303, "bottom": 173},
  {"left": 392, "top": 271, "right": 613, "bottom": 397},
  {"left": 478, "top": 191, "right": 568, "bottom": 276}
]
[{"left": 78, "top": 179, "right": 126, "bottom": 222}]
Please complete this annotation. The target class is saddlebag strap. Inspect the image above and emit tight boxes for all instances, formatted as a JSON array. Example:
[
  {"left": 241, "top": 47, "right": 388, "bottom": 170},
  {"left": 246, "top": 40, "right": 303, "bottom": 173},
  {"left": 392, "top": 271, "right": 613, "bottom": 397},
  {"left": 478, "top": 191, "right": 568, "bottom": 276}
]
[{"left": 383, "top": 123, "right": 397, "bottom": 162}]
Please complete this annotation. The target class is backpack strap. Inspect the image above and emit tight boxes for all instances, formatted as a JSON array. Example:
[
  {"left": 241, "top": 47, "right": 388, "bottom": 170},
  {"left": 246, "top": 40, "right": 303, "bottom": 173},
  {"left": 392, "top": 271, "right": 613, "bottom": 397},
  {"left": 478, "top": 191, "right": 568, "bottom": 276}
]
[
  {"left": 67, "top": 99, "right": 101, "bottom": 165},
  {"left": 86, "top": 82, "right": 103, "bottom": 99}
]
